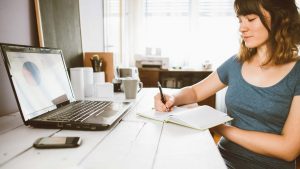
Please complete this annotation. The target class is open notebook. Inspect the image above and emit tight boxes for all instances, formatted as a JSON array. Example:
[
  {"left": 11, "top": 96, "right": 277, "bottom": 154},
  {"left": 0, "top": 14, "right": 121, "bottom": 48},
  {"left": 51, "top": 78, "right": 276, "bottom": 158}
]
[{"left": 137, "top": 105, "right": 233, "bottom": 130}]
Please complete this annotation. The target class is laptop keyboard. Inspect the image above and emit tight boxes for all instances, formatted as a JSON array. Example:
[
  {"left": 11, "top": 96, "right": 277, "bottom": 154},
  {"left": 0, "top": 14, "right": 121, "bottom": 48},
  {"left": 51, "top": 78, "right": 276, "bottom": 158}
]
[{"left": 44, "top": 101, "right": 112, "bottom": 122}]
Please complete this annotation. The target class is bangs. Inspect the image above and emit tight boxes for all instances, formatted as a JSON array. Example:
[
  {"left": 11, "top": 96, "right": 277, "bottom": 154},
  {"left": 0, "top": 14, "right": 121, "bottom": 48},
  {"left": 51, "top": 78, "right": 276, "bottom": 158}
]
[{"left": 234, "top": 0, "right": 263, "bottom": 16}]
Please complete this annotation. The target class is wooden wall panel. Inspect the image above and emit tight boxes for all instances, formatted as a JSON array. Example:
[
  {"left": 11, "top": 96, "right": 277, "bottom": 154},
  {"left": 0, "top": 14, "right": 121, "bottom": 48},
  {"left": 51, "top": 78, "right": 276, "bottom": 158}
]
[{"left": 35, "top": 0, "right": 83, "bottom": 68}]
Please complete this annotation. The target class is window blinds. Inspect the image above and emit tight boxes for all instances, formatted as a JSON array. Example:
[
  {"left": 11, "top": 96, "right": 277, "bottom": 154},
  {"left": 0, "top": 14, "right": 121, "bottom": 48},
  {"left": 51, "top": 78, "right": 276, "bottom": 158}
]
[
  {"left": 144, "top": 0, "right": 235, "bottom": 17},
  {"left": 145, "top": 0, "right": 191, "bottom": 16},
  {"left": 106, "top": 0, "right": 120, "bottom": 16},
  {"left": 198, "top": 0, "right": 235, "bottom": 16}
]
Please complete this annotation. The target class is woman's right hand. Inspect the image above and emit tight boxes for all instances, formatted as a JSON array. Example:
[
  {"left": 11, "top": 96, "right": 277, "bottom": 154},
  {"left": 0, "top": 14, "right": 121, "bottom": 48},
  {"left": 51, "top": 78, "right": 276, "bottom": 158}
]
[{"left": 154, "top": 93, "right": 175, "bottom": 112}]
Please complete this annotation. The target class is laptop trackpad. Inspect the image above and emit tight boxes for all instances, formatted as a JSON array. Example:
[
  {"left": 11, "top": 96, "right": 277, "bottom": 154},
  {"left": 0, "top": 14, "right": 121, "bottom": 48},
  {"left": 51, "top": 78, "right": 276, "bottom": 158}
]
[{"left": 85, "top": 103, "right": 128, "bottom": 125}]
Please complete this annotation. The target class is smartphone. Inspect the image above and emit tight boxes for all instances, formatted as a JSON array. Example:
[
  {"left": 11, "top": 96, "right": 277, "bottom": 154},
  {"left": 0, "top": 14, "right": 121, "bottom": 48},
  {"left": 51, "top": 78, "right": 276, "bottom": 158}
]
[{"left": 33, "top": 137, "right": 81, "bottom": 149}]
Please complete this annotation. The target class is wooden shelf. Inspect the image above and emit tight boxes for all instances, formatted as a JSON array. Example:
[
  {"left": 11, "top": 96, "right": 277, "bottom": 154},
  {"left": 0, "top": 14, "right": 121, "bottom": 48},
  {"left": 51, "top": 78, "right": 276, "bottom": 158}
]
[{"left": 139, "top": 68, "right": 215, "bottom": 108}]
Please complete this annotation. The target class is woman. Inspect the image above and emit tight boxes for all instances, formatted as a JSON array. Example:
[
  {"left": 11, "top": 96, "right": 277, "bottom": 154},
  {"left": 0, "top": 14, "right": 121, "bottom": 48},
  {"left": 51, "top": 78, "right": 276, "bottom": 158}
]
[{"left": 154, "top": 0, "right": 300, "bottom": 168}]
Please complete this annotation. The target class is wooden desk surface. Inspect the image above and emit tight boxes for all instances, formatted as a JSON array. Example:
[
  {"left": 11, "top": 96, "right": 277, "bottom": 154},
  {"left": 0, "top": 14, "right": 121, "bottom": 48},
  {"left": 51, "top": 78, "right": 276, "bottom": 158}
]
[{"left": 0, "top": 88, "right": 226, "bottom": 169}]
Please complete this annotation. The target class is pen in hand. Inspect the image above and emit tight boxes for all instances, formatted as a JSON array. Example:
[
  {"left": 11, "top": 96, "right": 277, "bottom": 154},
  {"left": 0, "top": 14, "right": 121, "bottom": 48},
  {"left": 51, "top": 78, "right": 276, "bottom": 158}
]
[{"left": 157, "top": 82, "right": 169, "bottom": 111}]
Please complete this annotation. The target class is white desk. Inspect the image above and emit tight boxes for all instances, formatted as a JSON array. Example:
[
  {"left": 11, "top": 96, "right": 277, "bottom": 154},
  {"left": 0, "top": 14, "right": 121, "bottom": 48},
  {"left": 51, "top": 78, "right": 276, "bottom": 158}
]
[{"left": 0, "top": 88, "right": 226, "bottom": 169}]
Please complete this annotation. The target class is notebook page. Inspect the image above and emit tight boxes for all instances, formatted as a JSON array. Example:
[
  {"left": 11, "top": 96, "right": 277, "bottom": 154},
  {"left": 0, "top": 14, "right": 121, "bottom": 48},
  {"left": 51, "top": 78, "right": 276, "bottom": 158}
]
[
  {"left": 137, "top": 106, "right": 188, "bottom": 121},
  {"left": 169, "top": 105, "right": 233, "bottom": 130}
]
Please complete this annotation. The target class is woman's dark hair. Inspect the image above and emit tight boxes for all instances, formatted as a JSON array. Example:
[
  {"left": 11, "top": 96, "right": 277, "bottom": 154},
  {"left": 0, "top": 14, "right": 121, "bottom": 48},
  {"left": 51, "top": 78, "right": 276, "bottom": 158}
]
[{"left": 234, "top": 0, "right": 300, "bottom": 65}]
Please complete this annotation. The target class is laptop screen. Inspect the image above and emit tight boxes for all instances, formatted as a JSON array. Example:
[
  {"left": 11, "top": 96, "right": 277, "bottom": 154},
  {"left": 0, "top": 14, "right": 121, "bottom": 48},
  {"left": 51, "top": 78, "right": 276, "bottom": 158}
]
[{"left": 1, "top": 45, "right": 76, "bottom": 121}]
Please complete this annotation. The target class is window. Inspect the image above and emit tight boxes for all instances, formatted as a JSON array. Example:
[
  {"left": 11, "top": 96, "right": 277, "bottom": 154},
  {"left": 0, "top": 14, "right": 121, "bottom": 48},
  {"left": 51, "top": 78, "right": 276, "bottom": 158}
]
[
  {"left": 105, "top": 0, "right": 299, "bottom": 68},
  {"left": 142, "top": 0, "right": 239, "bottom": 68},
  {"left": 103, "top": 0, "right": 122, "bottom": 66}
]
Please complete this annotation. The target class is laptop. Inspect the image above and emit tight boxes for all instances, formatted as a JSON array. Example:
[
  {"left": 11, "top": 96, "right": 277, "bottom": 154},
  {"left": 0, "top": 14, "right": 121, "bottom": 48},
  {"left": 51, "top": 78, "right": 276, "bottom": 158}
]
[{"left": 0, "top": 43, "right": 133, "bottom": 130}]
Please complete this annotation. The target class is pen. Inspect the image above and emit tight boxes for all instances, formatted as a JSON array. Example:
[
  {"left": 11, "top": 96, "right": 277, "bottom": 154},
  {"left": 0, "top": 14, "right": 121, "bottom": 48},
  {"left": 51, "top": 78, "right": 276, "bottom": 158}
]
[
  {"left": 157, "top": 81, "right": 166, "bottom": 103},
  {"left": 157, "top": 82, "right": 169, "bottom": 111}
]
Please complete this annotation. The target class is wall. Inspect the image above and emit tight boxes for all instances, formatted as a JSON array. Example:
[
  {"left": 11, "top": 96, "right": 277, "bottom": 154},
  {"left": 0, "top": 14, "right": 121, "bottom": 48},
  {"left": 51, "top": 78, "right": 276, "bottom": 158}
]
[
  {"left": 0, "top": 0, "right": 38, "bottom": 116},
  {"left": 0, "top": 0, "right": 105, "bottom": 117},
  {"left": 79, "top": 0, "right": 104, "bottom": 52}
]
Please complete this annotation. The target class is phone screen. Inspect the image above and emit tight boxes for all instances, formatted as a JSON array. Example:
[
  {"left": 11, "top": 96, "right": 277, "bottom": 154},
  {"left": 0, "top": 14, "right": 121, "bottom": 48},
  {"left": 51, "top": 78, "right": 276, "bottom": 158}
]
[{"left": 39, "top": 137, "right": 67, "bottom": 145}]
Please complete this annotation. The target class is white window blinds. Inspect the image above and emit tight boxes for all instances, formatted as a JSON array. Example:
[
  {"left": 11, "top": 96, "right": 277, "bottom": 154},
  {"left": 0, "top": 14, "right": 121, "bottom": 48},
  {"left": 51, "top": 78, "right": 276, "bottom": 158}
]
[
  {"left": 141, "top": 0, "right": 238, "bottom": 68},
  {"left": 105, "top": 0, "right": 120, "bottom": 16},
  {"left": 104, "top": 0, "right": 239, "bottom": 67},
  {"left": 198, "top": 0, "right": 235, "bottom": 16},
  {"left": 145, "top": 0, "right": 191, "bottom": 16},
  {"left": 144, "top": 0, "right": 234, "bottom": 17}
]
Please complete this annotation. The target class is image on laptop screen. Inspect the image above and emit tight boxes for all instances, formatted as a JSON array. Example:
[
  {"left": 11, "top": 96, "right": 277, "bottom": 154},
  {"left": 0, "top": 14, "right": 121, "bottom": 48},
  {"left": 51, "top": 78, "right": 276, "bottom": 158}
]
[{"left": 4, "top": 47, "right": 76, "bottom": 121}]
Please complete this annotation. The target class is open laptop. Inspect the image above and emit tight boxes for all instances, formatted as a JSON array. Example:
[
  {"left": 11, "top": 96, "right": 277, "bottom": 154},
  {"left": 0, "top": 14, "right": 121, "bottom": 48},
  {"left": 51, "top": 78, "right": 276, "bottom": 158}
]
[{"left": 0, "top": 43, "right": 133, "bottom": 130}]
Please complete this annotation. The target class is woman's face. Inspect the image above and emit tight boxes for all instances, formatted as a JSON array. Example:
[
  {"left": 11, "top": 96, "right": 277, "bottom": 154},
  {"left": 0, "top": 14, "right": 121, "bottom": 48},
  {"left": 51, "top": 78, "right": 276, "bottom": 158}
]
[{"left": 238, "top": 9, "right": 271, "bottom": 49}]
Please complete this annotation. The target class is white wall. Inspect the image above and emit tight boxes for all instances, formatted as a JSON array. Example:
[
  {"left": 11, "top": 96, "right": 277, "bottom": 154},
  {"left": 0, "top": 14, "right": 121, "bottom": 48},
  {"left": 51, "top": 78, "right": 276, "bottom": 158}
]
[
  {"left": 0, "top": 0, "right": 38, "bottom": 45},
  {"left": 0, "top": 0, "right": 105, "bottom": 116},
  {"left": 79, "top": 0, "right": 104, "bottom": 52},
  {"left": 0, "top": 0, "right": 38, "bottom": 116}
]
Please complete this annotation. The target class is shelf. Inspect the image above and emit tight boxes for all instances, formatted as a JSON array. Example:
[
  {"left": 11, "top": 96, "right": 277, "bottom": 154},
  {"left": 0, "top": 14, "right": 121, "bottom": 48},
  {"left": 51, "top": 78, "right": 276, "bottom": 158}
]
[{"left": 138, "top": 68, "right": 215, "bottom": 108}]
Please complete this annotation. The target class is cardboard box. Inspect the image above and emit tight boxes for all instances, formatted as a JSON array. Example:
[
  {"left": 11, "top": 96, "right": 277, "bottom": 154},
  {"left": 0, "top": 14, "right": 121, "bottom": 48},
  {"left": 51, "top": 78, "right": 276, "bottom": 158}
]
[{"left": 83, "top": 52, "right": 114, "bottom": 82}]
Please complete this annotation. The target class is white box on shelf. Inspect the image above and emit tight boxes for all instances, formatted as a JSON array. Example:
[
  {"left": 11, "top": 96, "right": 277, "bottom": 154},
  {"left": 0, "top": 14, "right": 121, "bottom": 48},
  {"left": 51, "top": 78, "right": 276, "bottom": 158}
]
[{"left": 94, "top": 82, "right": 114, "bottom": 98}]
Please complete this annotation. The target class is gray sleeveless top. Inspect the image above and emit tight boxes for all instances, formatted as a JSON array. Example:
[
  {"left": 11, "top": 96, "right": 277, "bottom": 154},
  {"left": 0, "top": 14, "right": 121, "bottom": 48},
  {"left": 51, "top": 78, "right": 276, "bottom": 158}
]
[{"left": 216, "top": 55, "right": 300, "bottom": 169}]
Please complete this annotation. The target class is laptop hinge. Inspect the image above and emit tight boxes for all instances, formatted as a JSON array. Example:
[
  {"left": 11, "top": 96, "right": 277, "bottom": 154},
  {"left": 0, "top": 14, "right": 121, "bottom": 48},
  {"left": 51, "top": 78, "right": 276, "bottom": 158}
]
[{"left": 56, "top": 100, "right": 70, "bottom": 108}]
